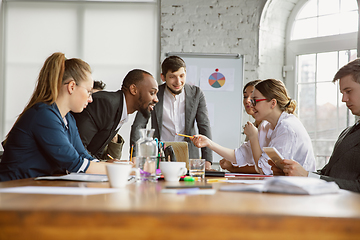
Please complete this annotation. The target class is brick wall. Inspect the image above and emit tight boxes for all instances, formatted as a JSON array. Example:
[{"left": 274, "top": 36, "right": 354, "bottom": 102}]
[
  {"left": 160, "top": 0, "right": 300, "bottom": 151},
  {"left": 160, "top": 0, "right": 267, "bottom": 83}
]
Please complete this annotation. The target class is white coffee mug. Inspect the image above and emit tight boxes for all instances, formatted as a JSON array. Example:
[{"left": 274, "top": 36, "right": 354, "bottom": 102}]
[
  {"left": 159, "top": 162, "right": 187, "bottom": 182},
  {"left": 106, "top": 163, "right": 139, "bottom": 188}
]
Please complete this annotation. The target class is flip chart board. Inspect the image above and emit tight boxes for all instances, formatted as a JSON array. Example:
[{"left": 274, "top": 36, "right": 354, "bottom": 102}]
[{"left": 166, "top": 52, "right": 244, "bottom": 164}]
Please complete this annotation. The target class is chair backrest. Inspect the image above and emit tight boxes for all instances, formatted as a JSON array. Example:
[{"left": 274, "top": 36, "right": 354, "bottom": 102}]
[{"left": 162, "top": 141, "right": 189, "bottom": 169}]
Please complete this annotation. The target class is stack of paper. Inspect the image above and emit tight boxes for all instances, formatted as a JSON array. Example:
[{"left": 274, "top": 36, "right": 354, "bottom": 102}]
[{"left": 220, "top": 176, "right": 340, "bottom": 195}]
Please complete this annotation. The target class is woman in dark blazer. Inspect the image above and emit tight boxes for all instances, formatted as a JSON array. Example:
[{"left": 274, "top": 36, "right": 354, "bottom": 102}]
[{"left": 0, "top": 52, "right": 109, "bottom": 181}]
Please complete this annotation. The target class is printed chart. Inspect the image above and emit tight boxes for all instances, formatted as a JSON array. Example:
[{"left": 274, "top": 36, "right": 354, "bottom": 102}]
[{"left": 208, "top": 69, "right": 226, "bottom": 88}]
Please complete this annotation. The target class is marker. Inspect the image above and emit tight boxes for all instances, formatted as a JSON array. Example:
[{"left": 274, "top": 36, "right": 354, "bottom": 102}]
[{"left": 176, "top": 133, "right": 194, "bottom": 139}]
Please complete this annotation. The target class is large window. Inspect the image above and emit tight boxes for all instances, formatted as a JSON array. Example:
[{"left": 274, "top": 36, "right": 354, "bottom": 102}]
[
  {"left": 292, "top": 0, "right": 358, "bottom": 40},
  {"left": 286, "top": 0, "right": 358, "bottom": 169},
  {"left": 0, "top": 0, "right": 159, "bottom": 157}
]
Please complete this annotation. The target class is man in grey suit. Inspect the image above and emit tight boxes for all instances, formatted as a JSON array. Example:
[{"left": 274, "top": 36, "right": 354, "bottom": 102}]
[
  {"left": 270, "top": 58, "right": 360, "bottom": 193},
  {"left": 130, "top": 56, "right": 213, "bottom": 170}
]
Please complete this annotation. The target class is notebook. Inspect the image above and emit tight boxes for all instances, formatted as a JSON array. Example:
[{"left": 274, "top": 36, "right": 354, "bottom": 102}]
[{"left": 220, "top": 176, "right": 340, "bottom": 195}]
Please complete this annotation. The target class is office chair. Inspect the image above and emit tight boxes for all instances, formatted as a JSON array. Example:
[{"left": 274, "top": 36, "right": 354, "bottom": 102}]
[{"left": 162, "top": 141, "right": 189, "bottom": 169}]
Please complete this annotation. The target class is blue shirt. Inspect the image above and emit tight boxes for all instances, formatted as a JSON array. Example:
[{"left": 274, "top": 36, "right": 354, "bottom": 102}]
[{"left": 0, "top": 102, "right": 94, "bottom": 181}]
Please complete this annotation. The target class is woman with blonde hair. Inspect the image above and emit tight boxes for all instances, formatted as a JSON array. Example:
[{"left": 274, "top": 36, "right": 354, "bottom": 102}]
[
  {"left": 0, "top": 52, "right": 109, "bottom": 181},
  {"left": 192, "top": 79, "right": 315, "bottom": 175}
]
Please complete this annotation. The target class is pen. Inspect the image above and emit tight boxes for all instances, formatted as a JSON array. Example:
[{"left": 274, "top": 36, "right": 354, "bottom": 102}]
[
  {"left": 176, "top": 133, "right": 194, "bottom": 139},
  {"left": 130, "top": 144, "right": 134, "bottom": 162}
]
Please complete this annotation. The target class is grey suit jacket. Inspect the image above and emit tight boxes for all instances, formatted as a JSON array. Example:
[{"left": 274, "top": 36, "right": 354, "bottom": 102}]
[
  {"left": 130, "top": 83, "right": 213, "bottom": 162},
  {"left": 317, "top": 123, "right": 360, "bottom": 192}
]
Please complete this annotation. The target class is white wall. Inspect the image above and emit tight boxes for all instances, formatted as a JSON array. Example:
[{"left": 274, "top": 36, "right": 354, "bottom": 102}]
[
  {"left": 160, "top": 0, "right": 267, "bottom": 83},
  {"left": 0, "top": 1, "right": 159, "bottom": 155}
]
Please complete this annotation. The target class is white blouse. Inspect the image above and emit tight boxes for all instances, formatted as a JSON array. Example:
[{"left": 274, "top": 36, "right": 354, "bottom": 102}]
[{"left": 234, "top": 112, "right": 316, "bottom": 175}]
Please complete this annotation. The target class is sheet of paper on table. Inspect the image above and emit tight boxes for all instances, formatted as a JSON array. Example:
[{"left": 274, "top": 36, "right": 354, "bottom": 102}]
[
  {"left": 35, "top": 173, "right": 109, "bottom": 182},
  {"left": 0, "top": 186, "right": 119, "bottom": 195}
]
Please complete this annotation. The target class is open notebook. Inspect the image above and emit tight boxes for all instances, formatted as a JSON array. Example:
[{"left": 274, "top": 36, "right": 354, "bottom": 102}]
[
  {"left": 163, "top": 141, "right": 189, "bottom": 169},
  {"left": 220, "top": 176, "right": 340, "bottom": 195}
]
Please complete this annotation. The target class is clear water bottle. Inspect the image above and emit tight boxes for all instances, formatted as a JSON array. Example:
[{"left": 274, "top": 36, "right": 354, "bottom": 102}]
[{"left": 135, "top": 129, "right": 158, "bottom": 181}]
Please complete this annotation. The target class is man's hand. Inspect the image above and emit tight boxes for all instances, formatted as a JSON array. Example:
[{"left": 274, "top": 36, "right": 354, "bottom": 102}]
[
  {"left": 269, "top": 159, "right": 309, "bottom": 177},
  {"left": 219, "top": 159, "right": 233, "bottom": 171},
  {"left": 282, "top": 159, "right": 309, "bottom": 177},
  {"left": 111, "top": 134, "right": 118, "bottom": 143},
  {"left": 268, "top": 160, "right": 285, "bottom": 176}
]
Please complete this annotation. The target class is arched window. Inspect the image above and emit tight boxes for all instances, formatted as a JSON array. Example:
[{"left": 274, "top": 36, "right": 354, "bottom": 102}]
[
  {"left": 286, "top": 0, "right": 358, "bottom": 169},
  {"left": 292, "top": 0, "right": 358, "bottom": 40}
]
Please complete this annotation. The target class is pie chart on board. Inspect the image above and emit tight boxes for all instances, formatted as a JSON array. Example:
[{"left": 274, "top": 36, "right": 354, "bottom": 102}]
[{"left": 208, "top": 69, "right": 225, "bottom": 88}]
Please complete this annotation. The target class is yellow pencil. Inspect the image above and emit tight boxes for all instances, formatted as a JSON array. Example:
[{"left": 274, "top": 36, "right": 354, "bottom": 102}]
[
  {"left": 176, "top": 133, "right": 194, "bottom": 139},
  {"left": 130, "top": 145, "right": 134, "bottom": 162},
  {"left": 206, "top": 178, "right": 228, "bottom": 183},
  {"left": 107, "top": 154, "right": 114, "bottom": 160}
]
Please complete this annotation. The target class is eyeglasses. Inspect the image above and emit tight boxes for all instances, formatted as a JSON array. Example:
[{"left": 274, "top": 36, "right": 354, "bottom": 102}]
[
  {"left": 64, "top": 80, "right": 93, "bottom": 98},
  {"left": 76, "top": 84, "right": 93, "bottom": 98},
  {"left": 250, "top": 98, "right": 267, "bottom": 106}
]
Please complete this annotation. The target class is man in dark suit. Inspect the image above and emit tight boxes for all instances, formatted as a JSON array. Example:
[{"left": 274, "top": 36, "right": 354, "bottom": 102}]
[
  {"left": 72, "top": 69, "right": 158, "bottom": 159},
  {"left": 130, "top": 56, "right": 213, "bottom": 170},
  {"left": 270, "top": 58, "right": 360, "bottom": 193}
]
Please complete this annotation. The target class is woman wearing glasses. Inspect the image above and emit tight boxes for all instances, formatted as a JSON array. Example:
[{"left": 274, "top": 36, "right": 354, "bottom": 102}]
[
  {"left": 0, "top": 52, "right": 109, "bottom": 181},
  {"left": 192, "top": 79, "right": 315, "bottom": 175}
]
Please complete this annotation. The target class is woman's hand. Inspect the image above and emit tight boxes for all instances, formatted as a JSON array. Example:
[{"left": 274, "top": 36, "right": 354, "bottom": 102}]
[
  {"left": 191, "top": 135, "right": 211, "bottom": 148},
  {"left": 243, "top": 121, "right": 258, "bottom": 140}
]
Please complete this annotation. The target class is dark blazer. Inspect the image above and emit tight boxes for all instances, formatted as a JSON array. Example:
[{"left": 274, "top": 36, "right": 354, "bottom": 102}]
[
  {"left": 72, "top": 90, "right": 124, "bottom": 159},
  {"left": 318, "top": 123, "right": 360, "bottom": 192},
  {"left": 130, "top": 83, "right": 213, "bottom": 162},
  {"left": 0, "top": 103, "right": 93, "bottom": 181}
]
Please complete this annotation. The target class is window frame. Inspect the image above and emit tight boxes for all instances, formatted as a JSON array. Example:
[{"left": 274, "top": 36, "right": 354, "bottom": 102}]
[{"left": 285, "top": 0, "right": 358, "bottom": 167}]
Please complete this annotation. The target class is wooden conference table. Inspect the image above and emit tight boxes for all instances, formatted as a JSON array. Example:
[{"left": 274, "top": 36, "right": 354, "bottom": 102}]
[{"left": 0, "top": 176, "right": 360, "bottom": 240}]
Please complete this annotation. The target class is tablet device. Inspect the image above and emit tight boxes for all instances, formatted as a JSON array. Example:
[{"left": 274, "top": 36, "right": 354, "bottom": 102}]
[{"left": 263, "top": 147, "right": 285, "bottom": 169}]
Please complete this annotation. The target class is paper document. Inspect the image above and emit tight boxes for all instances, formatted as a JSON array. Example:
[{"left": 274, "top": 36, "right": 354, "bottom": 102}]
[
  {"left": 35, "top": 173, "right": 109, "bottom": 182},
  {"left": 225, "top": 173, "right": 273, "bottom": 178},
  {"left": 161, "top": 188, "right": 216, "bottom": 195},
  {"left": 220, "top": 176, "right": 340, "bottom": 195},
  {"left": 0, "top": 186, "right": 119, "bottom": 195},
  {"left": 226, "top": 179, "right": 266, "bottom": 184}
]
